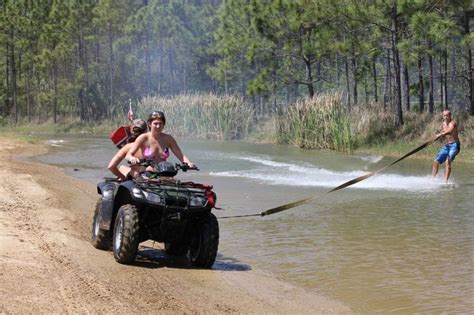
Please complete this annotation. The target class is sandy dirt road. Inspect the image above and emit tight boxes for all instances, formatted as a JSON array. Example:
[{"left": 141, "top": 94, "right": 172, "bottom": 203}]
[{"left": 0, "top": 137, "right": 351, "bottom": 314}]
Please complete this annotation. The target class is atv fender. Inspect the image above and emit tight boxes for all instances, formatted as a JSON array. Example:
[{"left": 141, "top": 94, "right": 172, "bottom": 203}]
[
  {"left": 97, "top": 181, "right": 119, "bottom": 230},
  {"left": 112, "top": 181, "right": 148, "bottom": 222},
  {"left": 117, "top": 181, "right": 147, "bottom": 203}
]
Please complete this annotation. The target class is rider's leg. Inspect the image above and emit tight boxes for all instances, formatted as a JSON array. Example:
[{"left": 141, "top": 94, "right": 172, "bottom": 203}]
[
  {"left": 432, "top": 161, "right": 440, "bottom": 177},
  {"left": 444, "top": 159, "right": 452, "bottom": 183},
  {"left": 118, "top": 165, "right": 131, "bottom": 177}
]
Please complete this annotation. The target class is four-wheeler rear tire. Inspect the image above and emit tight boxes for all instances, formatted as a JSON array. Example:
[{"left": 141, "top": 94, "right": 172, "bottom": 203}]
[
  {"left": 113, "top": 204, "right": 140, "bottom": 264},
  {"left": 189, "top": 213, "right": 219, "bottom": 268},
  {"left": 164, "top": 241, "right": 188, "bottom": 256},
  {"left": 91, "top": 198, "right": 111, "bottom": 250}
]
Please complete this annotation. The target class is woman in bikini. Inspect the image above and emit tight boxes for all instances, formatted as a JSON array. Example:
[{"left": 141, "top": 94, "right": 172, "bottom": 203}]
[{"left": 127, "top": 111, "right": 195, "bottom": 177}]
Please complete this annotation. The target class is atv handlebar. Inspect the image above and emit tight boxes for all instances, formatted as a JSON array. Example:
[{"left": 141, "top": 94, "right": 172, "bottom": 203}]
[
  {"left": 177, "top": 163, "right": 199, "bottom": 172},
  {"left": 128, "top": 159, "right": 155, "bottom": 167},
  {"left": 128, "top": 159, "right": 199, "bottom": 172}
]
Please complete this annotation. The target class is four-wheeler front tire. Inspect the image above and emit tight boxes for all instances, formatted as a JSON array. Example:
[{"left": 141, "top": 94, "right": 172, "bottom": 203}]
[
  {"left": 189, "top": 213, "right": 219, "bottom": 268},
  {"left": 91, "top": 198, "right": 111, "bottom": 250},
  {"left": 113, "top": 204, "right": 140, "bottom": 264}
]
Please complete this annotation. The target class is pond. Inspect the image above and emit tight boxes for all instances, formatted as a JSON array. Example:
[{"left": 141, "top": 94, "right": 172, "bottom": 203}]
[{"left": 33, "top": 135, "right": 474, "bottom": 314}]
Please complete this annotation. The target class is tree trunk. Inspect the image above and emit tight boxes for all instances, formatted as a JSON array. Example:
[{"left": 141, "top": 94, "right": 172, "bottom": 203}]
[
  {"left": 351, "top": 52, "right": 357, "bottom": 105},
  {"left": 439, "top": 54, "right": 444, "bottom": 109},
  {"left": 428, "top": 41, "right": 434, "bottom": 114},
  {"left": 304, "top": 57, "right": 314, "bottom": 98},
  {"left": 240, "top": 52, "right": 246, "bottom": 97},
  {"left": 182, "top": 62, "right": 187, "bottom": 94},
  {"left": 79, "top": 89, "right": 85, "bottom": 121},
  {"left": 272, "top": 56, "right": 278, "bottom": 110},
  {"left": 78, "top": 24, "right": 88, "bottom": 122},
  {"left": 5, "top": 36, "right": 10, "bottom": 117},
  {"left": 224, "top": 68, "right": 228, "bottom": 94},
  {"left": 158, "top": 35, "right": 163, "bottom": 93},
  {"left": 450, "top": 46, "right": 457, "bottom": 105},
  {"left": 444, "top": 48, "right": 448, "bottom": 109},
  {"left": 316, "top": 60, "right": 321, "bottom": 94},
  {"left": 345, "top": 56, "right": 351, "bottom": 109},
  {"left": 169, "top": 48, "right": 175, "bottom": 95},
  {"left": 9, "top": 26, "right": 18, "bottom": 123},
  {"left": 36, "top": 71, "right": 42, "bottom": 122},
  {"left": 53, "top": 63, "right": 58, "bottom": 123},
  {"left": 403, "top": 62, "right": 410, "bottom": 111},
  {"left": 143, "top": 0, "right": 152, "bottom": 95},
  {"left": 108, "top": 22, "right": 114, "bottom": 120},
  {"left": 391, "top": 1, "right": 403, "bottom": 126},
  {"left": 428, "top": 56, "right": 434, "bottom": 113},
  {"left": 372, "top": 55, "right": 378, "bottom": 102},
  {"left": 364, "top": 76, "right": 369, "bottom": 103},
  {"left": 417, "top": 56, "right": 425, "bottom": 113},
  {"left": 26, "top": 66, "right": 31, "bottom": 123},
  {"left": 383, "top": 49, "right": 391, "bottom": 111},
  {"left": 464, "top": 10, "right": 474, "bottom": 115}
]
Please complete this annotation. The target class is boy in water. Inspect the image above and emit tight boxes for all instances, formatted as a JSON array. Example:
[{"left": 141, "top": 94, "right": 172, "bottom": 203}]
[{"left": 432, "top": 110, "right": 460, "bottom": 183}]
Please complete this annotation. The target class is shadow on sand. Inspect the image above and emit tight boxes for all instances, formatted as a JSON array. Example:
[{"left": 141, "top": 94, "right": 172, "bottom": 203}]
[{"left": 130, "top": 245, "right": 251, "bottom": 271}]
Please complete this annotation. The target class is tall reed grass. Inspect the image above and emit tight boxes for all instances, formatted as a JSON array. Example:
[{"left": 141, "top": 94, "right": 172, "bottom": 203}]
[
  {"left": 275, "top": 94, "right": 354, "bottom": 153},
  {"left": 137, "top": 94, "right": 254, "bottom": 140},
  {"left": 350, "top": 102, "right": 396, "bottom": 146}
]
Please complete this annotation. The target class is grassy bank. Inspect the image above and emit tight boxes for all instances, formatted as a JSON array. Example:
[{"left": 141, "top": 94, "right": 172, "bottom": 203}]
[
  {"left": 350, "top": 103, "right": 474, "bottom": 164},
  {"left": 2, "top": 93, "right": 473, "bottom": 164},
  {"left": 273, "top": 94, "right": 473, "bottom": 163},
  {"left": 137, "top": 94, "right": 254, "bottom": 140},
  {"left": 0, "top": 119, "right": 118, "bottom": 146}
]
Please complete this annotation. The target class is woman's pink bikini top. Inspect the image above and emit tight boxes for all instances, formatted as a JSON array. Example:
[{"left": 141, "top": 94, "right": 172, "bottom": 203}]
[{"left": 143, "top": 146, "right": 170, "bottom": 161}]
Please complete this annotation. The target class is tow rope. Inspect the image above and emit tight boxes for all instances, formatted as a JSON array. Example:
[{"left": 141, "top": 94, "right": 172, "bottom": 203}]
[{"left": 218, "top": 136, "right": 438, "bottom": 219}]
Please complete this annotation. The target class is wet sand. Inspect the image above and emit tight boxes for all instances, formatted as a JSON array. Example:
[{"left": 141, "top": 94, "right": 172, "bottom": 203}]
[{"left": 0, "top": 137, "right": 351, "bottom": 314}]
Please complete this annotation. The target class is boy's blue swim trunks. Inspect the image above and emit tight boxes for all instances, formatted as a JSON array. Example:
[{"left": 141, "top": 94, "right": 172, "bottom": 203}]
[{"left": 435, "top": 142, "right": 461, "bottom": 164}]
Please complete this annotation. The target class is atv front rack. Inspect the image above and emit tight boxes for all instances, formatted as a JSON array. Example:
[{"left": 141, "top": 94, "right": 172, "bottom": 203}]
[{"left": 135, "top": 179, "right": 215, "bottom": 210}]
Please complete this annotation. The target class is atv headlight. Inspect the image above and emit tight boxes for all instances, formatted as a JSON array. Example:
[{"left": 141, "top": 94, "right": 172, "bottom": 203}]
[
  {"left": 142, "top": 191, "right": 162, "bottom": 205},
  {"left": 189, "top": 195, "right": 207, "bottom": 207},
  {"left": 132, "top": 187, "right": 143, "bottom": 199}
]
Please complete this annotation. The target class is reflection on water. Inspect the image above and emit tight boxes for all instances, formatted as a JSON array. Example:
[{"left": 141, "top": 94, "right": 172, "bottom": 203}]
[{"left": 33, "top": 135, "right": 474, "bottom": 313}]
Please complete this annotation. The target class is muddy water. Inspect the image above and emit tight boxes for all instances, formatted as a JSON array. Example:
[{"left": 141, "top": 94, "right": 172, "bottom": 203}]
[{"left": 34, "top": 135, "right": 474, "bottom": 314}]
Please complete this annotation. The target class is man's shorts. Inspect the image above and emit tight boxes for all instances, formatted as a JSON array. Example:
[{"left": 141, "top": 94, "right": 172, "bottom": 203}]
[{"left": 435, "top": 142, "right": 461, "bottom": 164}]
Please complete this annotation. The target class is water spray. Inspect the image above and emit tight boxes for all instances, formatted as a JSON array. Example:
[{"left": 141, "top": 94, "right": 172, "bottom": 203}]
[{"left": 218, "top": 136, "right": 439, "bottom": 219}]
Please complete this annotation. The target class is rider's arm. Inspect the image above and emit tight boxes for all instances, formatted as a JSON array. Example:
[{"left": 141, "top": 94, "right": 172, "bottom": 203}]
[
  {"left": 108, "top": 145, "right": 129, "bottom": 180},
  {"left": 127, "top": 133, "right": 147, "bottom": 164},
  {"left": 167, "top": 135, "right": 194, "bottom": 167}
]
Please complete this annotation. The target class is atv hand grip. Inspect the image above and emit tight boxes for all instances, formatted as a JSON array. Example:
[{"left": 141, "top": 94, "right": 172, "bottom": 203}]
[
  {"left": 128, "top": 159, "right": 154, "bottom": 166},
  {"left": 177, "top": 163, "right": 199, "bottom": 172}
]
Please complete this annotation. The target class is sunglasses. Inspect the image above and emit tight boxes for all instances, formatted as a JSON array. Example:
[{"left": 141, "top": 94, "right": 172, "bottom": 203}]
[
  {"left": 148, "top": 111, "right": 166, "bottom": 124},
  {"left": 150, "top": 111, "right": 164, "bottom": 117},
  {"left": 132, "top": 126, "right": 145, "bottom": 134}
]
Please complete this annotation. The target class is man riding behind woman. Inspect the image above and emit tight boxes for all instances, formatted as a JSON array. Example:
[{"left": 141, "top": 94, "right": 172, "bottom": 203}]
[{"left": 107, "top": 119, "right": 148, "bottom": 181}]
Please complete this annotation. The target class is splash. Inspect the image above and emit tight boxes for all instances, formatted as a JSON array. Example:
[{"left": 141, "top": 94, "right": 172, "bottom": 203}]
[
  {"left": 356, "top": 155, "right": 384, "bottom": 163},
  {"left": 210, "top": 155, "right": 447, "bottom": 192},
  {"left": 45, "top": 139, "right": 65, "bottom": 147}
]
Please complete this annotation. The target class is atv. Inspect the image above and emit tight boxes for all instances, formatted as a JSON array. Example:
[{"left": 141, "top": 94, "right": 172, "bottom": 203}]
[{"left": 91, "top": 161, "right": 219, "bottom": 268}]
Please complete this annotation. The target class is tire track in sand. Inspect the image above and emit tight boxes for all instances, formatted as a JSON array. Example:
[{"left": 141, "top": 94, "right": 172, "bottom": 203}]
[{"left": 1, "top": 172, "right": 130, "bottom": 313}]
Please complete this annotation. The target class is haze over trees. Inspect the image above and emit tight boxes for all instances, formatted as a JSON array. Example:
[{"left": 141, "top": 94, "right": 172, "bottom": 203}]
[{"left": 1, "top": 0, "right": 473, "bottom": 125}]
